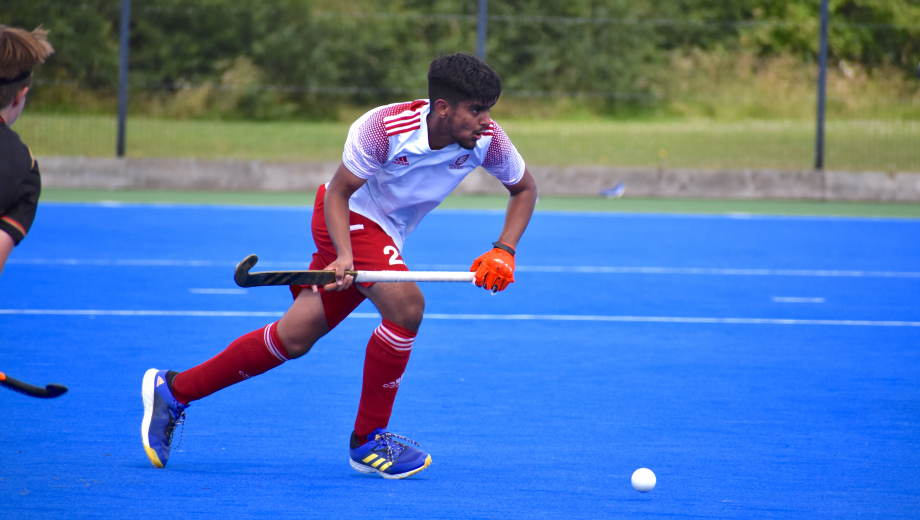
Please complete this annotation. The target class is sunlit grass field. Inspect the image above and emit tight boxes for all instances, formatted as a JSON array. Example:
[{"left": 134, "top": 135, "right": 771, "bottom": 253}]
[{"left": 15, "top": 113, "right": 920, "bottom": 172}]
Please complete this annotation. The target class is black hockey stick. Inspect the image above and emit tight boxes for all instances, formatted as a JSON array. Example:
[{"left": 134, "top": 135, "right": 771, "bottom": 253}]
[
  {"left": 234, "top": 254, "right": 475, "bottom": 288},
  {"left": 235, "top": 254, "right": 356, "bottom": 287},
  {"left": 0, "top": 371, "right": 68, "bottom": 398}
]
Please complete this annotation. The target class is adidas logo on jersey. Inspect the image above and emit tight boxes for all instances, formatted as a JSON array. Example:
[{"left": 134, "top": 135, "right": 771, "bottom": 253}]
[
  {"left": 383, "top": 102, "right": 426, "bottom": 137},
  {"left": 392, "top": 156, "right": 410, "bottom": 166},
  {"left": 449, "top": 154, "right": 471, "bottom": 170},
  {"left": 383, "top": 376, "right": 402, "bottom": 389}
]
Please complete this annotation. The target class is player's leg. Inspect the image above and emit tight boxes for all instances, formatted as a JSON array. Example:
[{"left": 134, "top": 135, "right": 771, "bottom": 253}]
[
  {"left": 170, "top": 288, "right": 328, "bottom": 403},
  {"left": 307, "top": 186, "right": 432, "bottom": 477},
  {"left": 347, "top": 280, "right": 432, "bottom": 479},
  {"left": 352, "top": 280, "right": 424, "bottom": 437},
  {"left": 141, "top": 185, "right": 351, "bottom": 469},
  {"left": 141, "top": 289, "right": 330, "bottom": 468}
]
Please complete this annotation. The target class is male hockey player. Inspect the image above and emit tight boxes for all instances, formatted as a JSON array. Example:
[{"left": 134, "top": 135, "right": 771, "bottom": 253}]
[{"left": 142, "top": 53, "right": 538, "bottom": 479}]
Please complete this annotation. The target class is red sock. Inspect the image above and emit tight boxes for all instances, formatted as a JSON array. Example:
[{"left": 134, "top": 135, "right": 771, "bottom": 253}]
[
  {"left": 354, "top": 319, "right": 415, "bottom": 439},
  {"left": 171, "top": 322, "right": 289, "bottom": 405}
]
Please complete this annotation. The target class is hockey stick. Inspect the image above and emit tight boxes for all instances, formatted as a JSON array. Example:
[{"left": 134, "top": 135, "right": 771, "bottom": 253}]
[
  {"left": 234, "top": 254, "right": 475, "bottom": 288},
  {"left": 0, "top": 371, "right": 68, "bottom": 398}
]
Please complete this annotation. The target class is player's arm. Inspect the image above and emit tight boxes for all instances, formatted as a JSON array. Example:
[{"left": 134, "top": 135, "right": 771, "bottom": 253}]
[
  {"left": 470, "top": 168, "right": 537, "bottom": 292},
  {"left": 322, "top": 162, "right": 368, "bottom": 292},
  {"left": 497, "top": 168, "right": 537, "bottom": 249},
  {"left": 0, "top": 231, "right": 14, "bottom": 278},
  {"left": 0, "top": 150, "right": 41, "bottom": 278}
]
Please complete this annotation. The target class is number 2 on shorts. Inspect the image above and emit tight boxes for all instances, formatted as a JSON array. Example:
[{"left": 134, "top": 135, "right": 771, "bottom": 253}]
[{"left": 383, "top": 245, "right": 405, "bottom": 265}]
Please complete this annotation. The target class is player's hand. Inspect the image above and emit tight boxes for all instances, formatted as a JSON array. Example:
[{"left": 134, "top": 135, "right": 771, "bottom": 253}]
[
  {"left": 470, "top": 242, "right": 515, "bottom": 292},
  {"left": 321, "top": 256, "right": 355, "bottom": 292}
]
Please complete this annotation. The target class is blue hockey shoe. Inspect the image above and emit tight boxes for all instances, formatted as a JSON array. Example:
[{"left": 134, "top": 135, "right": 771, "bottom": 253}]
[
  {"left": 141, "top": 368, "right": 188, "bottom": 468},
  {"left": 349, "top": 429, "right": 432, "bottom": 479}
]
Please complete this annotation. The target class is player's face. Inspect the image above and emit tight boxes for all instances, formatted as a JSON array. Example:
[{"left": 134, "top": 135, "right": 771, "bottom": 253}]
[{"left": 445, "top": 100, "right": 494, "bottom": 150}]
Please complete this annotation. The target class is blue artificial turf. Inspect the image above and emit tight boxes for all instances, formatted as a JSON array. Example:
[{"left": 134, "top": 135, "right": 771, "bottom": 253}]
[{"left": 1, "top": 203, "right": 919, "bottom": 519}]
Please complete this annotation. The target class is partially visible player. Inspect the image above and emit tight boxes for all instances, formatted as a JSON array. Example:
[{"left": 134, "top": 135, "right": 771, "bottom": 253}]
[
  {"left": 141, "top": 53, "right": 538, "bottom": 479},
  {"left": 0, "top": 25, "right": 54, "bottom": 277}
]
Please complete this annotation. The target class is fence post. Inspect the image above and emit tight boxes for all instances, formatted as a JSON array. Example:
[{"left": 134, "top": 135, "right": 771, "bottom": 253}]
[
  {"left": 814, "top": 0, "right": 829, "bottom": 170},
  {"left": 116, "top": 0, "right": 131, "bottom": 157},
  {"left": 477, "top": 0, "right": 488, "bottom": 61}
]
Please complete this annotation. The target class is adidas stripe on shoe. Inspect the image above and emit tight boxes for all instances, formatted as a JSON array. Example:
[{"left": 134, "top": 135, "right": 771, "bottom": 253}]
[{"left": 349, "top": 428, "right": 431, "bottom": 479}]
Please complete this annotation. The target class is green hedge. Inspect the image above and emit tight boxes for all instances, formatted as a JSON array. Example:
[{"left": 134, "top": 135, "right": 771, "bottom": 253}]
[{"left": 3, "top": 0, "right": 918, "bottom": 119}]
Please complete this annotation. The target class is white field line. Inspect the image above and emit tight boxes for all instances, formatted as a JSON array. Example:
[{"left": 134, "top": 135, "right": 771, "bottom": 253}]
[
  {"left": 0, "top": 310, "right": 284, "bottom": 317},
  {"left": 773, "top": 297, "right": 825, "bottom": 303},
  {"left": 516, "top": 266, "right": 920, "bottom": 278},
  {"left": 7, "top": 258, "right": 920, "bottom": 279},
  {"left": 417, "top": 314, "right": 920, "bottom": 327},
  {"left": 1, "top": 309, "right": 918, "bottom": 327},
  {"left": 8, "top": 259, "right": 236, "bottom": 267},
  {"left": 420, "top": 264, "right": 920, "bottom": 278}
]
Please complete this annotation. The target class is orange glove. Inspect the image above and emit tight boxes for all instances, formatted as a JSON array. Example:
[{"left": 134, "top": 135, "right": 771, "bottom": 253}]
[{"left": 470, "top": 242, "right": 516, "bottom": 292}]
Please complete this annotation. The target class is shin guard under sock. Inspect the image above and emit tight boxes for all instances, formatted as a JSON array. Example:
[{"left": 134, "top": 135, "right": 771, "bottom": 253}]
[
  {"left": 354, "top": 319, "right": 416, "bottom": 439},
  {"left": 171, "top": 322, "right": 289, "bottom": 405}
]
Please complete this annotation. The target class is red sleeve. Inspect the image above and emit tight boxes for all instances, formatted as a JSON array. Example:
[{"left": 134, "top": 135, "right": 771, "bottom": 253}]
[{"left": 482, "top": 121, "right": 526, "bottom": 185}]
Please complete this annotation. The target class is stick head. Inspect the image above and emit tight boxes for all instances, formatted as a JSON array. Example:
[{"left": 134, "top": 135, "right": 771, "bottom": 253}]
[
  {"left": 234, "top": 254, "right": 259, "bottom": 287},
  {"left": 44, "top": 384, "right": 68, "bottom": 397}
]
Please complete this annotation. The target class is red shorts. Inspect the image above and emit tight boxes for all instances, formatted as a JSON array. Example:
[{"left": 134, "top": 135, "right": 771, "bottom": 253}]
[{"left": 290, "top": 185, "right": 409, "bottom": 330}]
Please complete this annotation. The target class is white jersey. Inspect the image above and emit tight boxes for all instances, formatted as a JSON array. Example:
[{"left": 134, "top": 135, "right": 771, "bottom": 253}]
[{"left": 342, "top": 99, "right": 525, "bottom": 251}]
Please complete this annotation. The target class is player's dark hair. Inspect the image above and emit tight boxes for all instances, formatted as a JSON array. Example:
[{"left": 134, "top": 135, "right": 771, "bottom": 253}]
[
  {"left": 427, "top": 53, "right": 502, "bottom": 107},
  {"left": 0, "top": 25, "right": 54, "bottom": 109}
]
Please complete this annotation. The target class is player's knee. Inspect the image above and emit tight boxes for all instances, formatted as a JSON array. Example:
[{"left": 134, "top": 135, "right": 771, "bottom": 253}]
[
  {"left": 282, "top": 337, "right": 316, "bottom": 359},
  {"left": 277, "top": 326, "right": 323, "bottom": 358},
  {"left": 397, "top": 293, "right": 425, "bottom": 331},
  {"left": 404, "top": 301, "right": 426, "bottom": 330},
  {"left": 277, "top": 296, "right": 330, "bottom": 359}
]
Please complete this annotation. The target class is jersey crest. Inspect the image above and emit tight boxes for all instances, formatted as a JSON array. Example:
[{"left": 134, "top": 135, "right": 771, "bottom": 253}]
[{"left": 449, "top": 154, "right": 471, "bottom": 170}]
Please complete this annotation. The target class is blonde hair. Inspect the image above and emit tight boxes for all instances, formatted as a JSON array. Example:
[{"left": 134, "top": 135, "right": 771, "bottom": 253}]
[{"left": 0, "top": 25, "right": 55, "bottom": 108}]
